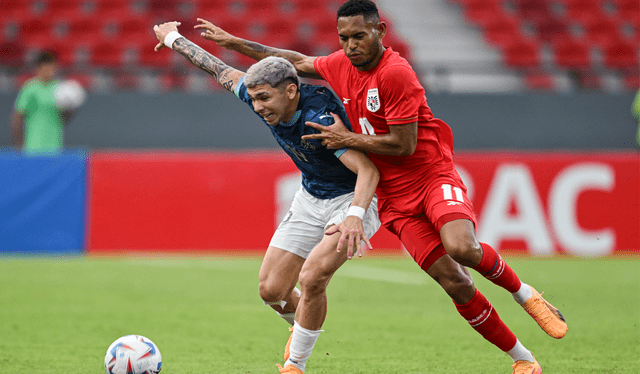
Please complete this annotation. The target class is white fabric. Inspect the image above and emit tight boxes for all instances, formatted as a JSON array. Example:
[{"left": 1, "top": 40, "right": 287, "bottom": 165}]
[
  {"left": 285, "top": 322, "right": 322, "bottom": 371},
  {"left": 269, "top": 187, "right": 380, "bottom": 259},
  {"left": 507, "top": 339, "right": 535, "bottom": 363},
  {"left": 512, "top": 283, "right": 534, "bottom": 305},
  {"left": 164, "top": 31, "right": 182, "bottom": 49}
]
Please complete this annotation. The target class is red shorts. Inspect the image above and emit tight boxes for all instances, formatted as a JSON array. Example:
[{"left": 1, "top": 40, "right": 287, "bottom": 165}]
[{"left": 378, "top": 172, "right": 477, "bottom": 270}]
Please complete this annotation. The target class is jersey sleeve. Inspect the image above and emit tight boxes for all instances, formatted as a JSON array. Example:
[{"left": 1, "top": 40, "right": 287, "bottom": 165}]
[
  {"left": 313, "top": 51, "right": 346, "bottom": 87},
  {"left": 14, "top": 82, "right": 35, "bottom": 114},
  {"left": 380, "top": 65, "right": 424, "bottom": 125},
  {"left": 233, "top": 75, "right": 254, "bottom": 108}
]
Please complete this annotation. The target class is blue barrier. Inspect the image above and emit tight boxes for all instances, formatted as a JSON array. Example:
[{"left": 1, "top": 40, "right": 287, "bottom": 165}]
[{"left": 0, "top": 150, "right": 87, "bottom": 254}]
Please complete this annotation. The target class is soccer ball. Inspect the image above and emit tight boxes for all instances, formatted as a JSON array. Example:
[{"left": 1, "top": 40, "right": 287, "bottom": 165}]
[
  {"left": 54, "top": 79, "right": 86, "bottom": 110},
  {"left": 104, "top": 335, "right": 162, "bottom": 374}
]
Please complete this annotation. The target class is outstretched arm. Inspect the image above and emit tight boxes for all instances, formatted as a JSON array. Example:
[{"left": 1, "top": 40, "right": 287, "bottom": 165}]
[
  {"left": 303, "top": 113, "right": 418, "bottom": 156},
  {"left": 153, "top": 22, "right": 244, "bottom": 93},
  {"left": 9, "top": 110, "right": 23, "bottom": 148},
  {"left": 194, "top": 18, "right": 322, "bottom": 80},
  {"left": 327, "top": 148, "right": 379, "bottom": 259}
]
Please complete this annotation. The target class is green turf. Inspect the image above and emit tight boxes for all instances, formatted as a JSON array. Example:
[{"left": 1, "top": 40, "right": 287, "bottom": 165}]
[{"left": 0, "top": 256, "right": 638, "bottom": 373}]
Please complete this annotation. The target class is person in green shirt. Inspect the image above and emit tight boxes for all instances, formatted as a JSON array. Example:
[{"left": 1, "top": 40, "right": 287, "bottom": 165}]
[
  {"left": 633, "top": 90, "right": 640, "bottom": 147},
  {"left": 9, "top": 51, "right": 75, "bottom": 153}
]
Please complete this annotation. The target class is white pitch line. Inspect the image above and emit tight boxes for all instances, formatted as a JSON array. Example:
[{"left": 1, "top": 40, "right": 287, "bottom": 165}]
[{"left": 336, "top": 264, "right": 428, "bottom": 285}]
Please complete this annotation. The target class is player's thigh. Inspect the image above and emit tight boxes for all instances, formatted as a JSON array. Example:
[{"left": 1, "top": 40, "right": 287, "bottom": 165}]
[
  {"left": 424, "top": 174, "right": 477, "bottom": 232},
  {"left": 299, "top": 232, "right": 349, "bottom": 288},
  {"left": 392, "top": 215, "right": 447, "bottom": 271},
  {"left": 259, "top": 246, "right": 306, "bottom": 290}
]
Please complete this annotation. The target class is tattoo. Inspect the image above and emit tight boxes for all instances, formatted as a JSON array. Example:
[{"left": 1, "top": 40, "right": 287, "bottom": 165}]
[
  {"left": 222, "top": 80, "right": 233, "bottom": 91},
  {"left": 173, "top": 38, "right": 231, "bottom": 86},
  {"left": 241, "top": 40, "right": 306, "bottom": 62}
]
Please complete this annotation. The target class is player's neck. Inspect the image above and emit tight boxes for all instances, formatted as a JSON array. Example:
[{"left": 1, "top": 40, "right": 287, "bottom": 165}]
[{"left": 282, "top": 93, "right": 301, "bottom": 123}]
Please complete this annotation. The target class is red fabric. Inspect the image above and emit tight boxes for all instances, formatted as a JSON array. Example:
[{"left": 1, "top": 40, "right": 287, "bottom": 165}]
[
  {"left": 455, "top": 290, "right": 517, "bottom": 352},
  {"left": 474, "top": 243, "right": 522, "bottom": 293},
  {"left": 314, "top": 48, "right": 456, "bottom": 200},
  {"left": 380, "top": 173, "right": 477, "bottom": 269}
]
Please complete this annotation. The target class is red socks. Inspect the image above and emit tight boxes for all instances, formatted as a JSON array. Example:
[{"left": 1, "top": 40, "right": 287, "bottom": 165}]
[
  {"left": 455, "top": 289, "right": 517, "bottom": 352},
  {"left": 473, "top": 243, "right": 521, "bottom": 293}
]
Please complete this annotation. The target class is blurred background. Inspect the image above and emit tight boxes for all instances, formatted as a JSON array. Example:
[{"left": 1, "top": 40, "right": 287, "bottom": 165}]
[{"left": 0, "top": 0, "right": 638, "bottom": 255}]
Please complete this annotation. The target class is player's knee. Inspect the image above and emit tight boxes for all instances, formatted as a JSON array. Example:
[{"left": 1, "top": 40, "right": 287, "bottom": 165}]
[
  {"left": 258, "top": 279, "right": 287, "bottom": 303},
  {"left": 444, "top": 239, "right": 482, "bottom": 266}
]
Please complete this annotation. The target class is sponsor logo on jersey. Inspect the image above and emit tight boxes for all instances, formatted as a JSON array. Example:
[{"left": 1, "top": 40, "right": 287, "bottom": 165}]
[
  {"left": 447, "top": 201, "right": 463, "bottom": 206},
  {"left": 343, "top": 97, "right": 351, "bottom": 104},
  {"left": 366, "top": 88, "right": 380, "bottom": 112}
]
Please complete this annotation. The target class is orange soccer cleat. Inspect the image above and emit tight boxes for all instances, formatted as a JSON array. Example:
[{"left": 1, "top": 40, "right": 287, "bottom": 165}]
[
  {"left": 283, "top": 326, "right": 294, "bottom": 362},
  {"left": 512, "top": 358, "right": 542, "bottom": 374},
  {"left": 276, "top": 363, "right": 304, "bottom": 374},
  {"left": 521, "top": 286, "right": 568, "bottom": 339}
]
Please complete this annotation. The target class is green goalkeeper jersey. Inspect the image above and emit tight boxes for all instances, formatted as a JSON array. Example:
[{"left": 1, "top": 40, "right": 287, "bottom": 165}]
[{"left": 14, "top": 79, "right": 63, "bottom": 152}]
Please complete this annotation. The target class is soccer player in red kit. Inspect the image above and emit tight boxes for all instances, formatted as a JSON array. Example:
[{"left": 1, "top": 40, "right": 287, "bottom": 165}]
[{"left": 197, "top": 1, "right": 567, "bottom": 373}]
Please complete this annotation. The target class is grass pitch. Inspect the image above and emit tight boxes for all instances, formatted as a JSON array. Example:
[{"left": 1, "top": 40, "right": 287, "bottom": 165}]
[{"left": 0, "top": 255, "right": 638, "bottom": 373}]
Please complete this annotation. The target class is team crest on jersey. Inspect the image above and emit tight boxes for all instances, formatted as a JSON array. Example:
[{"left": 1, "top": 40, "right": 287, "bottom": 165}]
[{"left": 366, "top": 88, "right": 380, "bottom": 112}]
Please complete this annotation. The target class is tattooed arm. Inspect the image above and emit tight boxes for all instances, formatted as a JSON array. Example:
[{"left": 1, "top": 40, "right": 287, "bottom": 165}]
[
  {"left": 194, "top": 18, "right": 322, "bottom": 80},
  {"left": 153, "top": 21, "right": 244, "bottom": 93}
]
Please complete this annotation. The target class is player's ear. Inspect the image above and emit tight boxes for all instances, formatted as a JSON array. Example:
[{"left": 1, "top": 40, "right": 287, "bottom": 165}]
[
  {"left": 286, "top": 83, "right": 297, "bottom": 99},
  {"left": 376, "top": 21, "right": 386, "bottom": 39}
]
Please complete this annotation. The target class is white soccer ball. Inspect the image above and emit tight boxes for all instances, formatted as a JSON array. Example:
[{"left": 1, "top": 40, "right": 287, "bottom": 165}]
[
  {"left": 54, "top": 79, "right": 86, "bottom": 110},
  {"left": 104, "top": 335, "right": 162, "bottom": 374}
]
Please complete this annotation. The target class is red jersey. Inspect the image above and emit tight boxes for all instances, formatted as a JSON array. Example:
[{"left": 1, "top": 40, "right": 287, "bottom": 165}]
[{"left": 314, "top": 47, "right": 457, "bottom": 199}]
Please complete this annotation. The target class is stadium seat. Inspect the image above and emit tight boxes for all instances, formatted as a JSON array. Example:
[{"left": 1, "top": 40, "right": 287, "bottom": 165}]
[
  {"left": 18, "top": 18, "right": 54, "bottom": 46},
  {"left": 553, "top": 0, "right": 604, "bottom": 23},
  {"left": 536, "top": 17, "right": 568, "bottom": 43},
  {"left": 462, "top": 0, "right": 509, "bottom": 27},
  {"left": 515, "top": 0, "right": 552, "bottom": 24},
  {"left": 603, "top": 41, "right": 639, "bottom": 70},
  {"left": 501, "top": 38, "right": 542, "bottom": 69},
  {"left": 90, "top": 41, "right": 124, "bottom": 68},
  {"left": 482, "top": 15, "right": 524, "bottom": 48},
  {"left": 623, "top": 73, "right": 639, "bottom": 90},
  {"left": 552, "top": 37, "right": 592, "bottom": 70},
  {"left": 523, "top": 71, "right": 556, "bottom": 90},
  {"left": 582, "top": 17, "right": 623, "bottom": 48},
  {"left": 611, "top": 0, "right": 640, "bottom": 24}
]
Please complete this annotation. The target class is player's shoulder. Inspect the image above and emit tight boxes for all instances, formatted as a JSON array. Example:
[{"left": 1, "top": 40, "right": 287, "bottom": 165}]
[{"left": 300, "top": 84, "right": 339, "bottom": 109}]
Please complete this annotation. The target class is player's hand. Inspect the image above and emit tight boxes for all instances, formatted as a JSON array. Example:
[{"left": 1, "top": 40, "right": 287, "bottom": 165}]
[
  {"left": 302, "top": 113, "right": 352, "bottom": 149},
  {"left": 153, "top": 21, "right": 181, "bottom": 52},
  {"left": 195, "top": 18, "right": 236, "bottom": 48},
  {"left": 325, "top": 216, "right": 372, "bottom": 260}
]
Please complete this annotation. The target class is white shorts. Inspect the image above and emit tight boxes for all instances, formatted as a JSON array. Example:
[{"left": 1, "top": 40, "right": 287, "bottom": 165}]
[{"left": 269, "top": 187, "right": 381, "bottom": 259}]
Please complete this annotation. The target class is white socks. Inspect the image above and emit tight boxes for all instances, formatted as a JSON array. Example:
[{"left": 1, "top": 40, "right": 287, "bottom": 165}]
[
  {"left": 284, "top": 322, "right": 322, "bottom": 372},
  {"left": 512, "top": 282, "right": 534, "bottom": 305},
  {"left": 507, "top": 339, "right": 535, "bottom": 363}
]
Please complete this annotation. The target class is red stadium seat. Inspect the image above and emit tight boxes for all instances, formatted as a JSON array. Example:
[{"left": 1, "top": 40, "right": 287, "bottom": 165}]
[
  {"left": 611, "top": 0, "right": 640, "bottom": 24},
  {"left": 501, "top": 38, "right": 542, "bottom": 69},
  {"left": 554, "top": 0, "right": 604, "bottom": 23},
  {"left": 623, "top": 72, "right": 639, "bottom": 90},
  {"left": 482, "top": 15, "right": 524, "bottom": 48},
  {"left": 523, "top": 72, "right": 556, "bottom": 90},
  {"left": 90, "top": 41, "right": 124, "bottom": 68},
  {"left": 19, "top": 18, "right": 54, "bottom": 46},
  {"left": 462, "top": 0, "right": 509, "bottom": 27},
  {"left": 536, "top": 17, "right": 568, "bottom": 43},
  {"left": 552, "top": 37, "right": 592, "bottom": 70},
  {"left": 515, "top": 0, "right": 552, "bottom": 24},
  {"left": 603, "top": 41, "right": 639, "bottom": 70},
  {"left": 582, "top": 17, "right": 623, "bottom": 48}
]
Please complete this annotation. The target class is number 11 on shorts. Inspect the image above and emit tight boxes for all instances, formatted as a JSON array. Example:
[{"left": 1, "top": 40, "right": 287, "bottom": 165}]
[{"left": 441, "top": 183, "right": 464, "bottom": 202}]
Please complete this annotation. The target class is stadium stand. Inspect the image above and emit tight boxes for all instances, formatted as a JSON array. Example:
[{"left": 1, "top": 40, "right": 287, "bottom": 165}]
[{"left": 0, "top": 0, "right": 637, "bottom": 92}]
